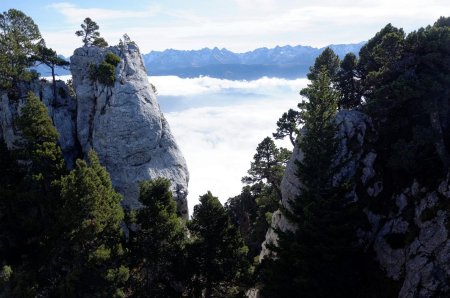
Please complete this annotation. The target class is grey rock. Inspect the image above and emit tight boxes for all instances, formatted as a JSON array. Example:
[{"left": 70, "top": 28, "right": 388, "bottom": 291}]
[
  {"left": 257, "top": 108, "right": 450, "bottom": 297},
  {"left": 0, "top": 43, "right": 189, "bottom": 218},
  {"left": 0, "top": 80, "right": 78, "bottom": 168},
  {"left": 70, "top": 44, "right": 189, "bottom": 217},
  {"left": 260, "top": 110, "right": 373, "bottom": 261}
]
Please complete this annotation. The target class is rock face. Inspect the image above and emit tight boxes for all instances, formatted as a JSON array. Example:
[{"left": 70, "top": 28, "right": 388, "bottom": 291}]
[
  {"left": 260, "top": 109, "right": 450, "bottom": 297},
  {"left": 0, "top": 42, "right": 189, "bottom": 218},
  {"left": 260, "top": 110, "right": 373, "bottom": 260},
  {"left": 70, "top": 43, "right": 189, "bottom": 217},
  {"left": 0, "top": 80, "right": 78, "bottom": 168}
]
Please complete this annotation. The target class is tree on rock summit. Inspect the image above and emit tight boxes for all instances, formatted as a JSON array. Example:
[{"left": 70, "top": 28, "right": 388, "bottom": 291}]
[{"left": 75, "top": 17, "right": 108, "bottom": 47}]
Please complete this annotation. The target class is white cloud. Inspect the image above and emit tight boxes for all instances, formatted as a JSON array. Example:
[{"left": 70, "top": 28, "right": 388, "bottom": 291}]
[
  {"left": 160, "top": 76, "right": 308, "bottom": 213},
  {"left": 43, "top": 0, "right": 450, "bottom": 56},
  {"left": 149, "top": 75, "right": 307, "bottom": 96},
  {"left": 48, "top": 2, "right": 160, "bottom": 23}
]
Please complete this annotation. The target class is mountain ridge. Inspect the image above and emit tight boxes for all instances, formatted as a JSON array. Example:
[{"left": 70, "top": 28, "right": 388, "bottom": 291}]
[
  {"left": 39, "top": 42, "right": 365, "bottom": 80},
  {"left": 143, "top": 42, "right": 365, "bottom": 79}
]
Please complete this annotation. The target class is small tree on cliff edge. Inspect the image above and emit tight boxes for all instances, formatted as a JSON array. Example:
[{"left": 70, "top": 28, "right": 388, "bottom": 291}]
[{"left": 75, "top": 17, "right": 108, "bottom": 47}]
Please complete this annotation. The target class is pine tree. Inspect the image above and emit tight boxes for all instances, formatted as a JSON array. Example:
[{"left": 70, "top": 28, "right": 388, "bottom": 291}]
[
  {"left": 32, "top": 43, "right": 70, "bottom": 103},
  {"left": 307, "top": 47, "right": 340, "bottom": 82},
  {"left": 335, "top": 52, "right": 361, "bottom": 109},
  {"left": 273, "top": 109, "right": 302, "bottom": 146},
  {"left": 187, "top": 192, "right": 250, "bottom": 298},
  {"left": 261, "top": 70, "right": 359, "bottom": 298},
  {"left": 57, "top": 151, "right": 128, "bottom": 297},
  {"left": 128, "top": 177, "right": 187, "bottom": 297},
  {"left": 75, "top": 17, "right": 108, "bottom": 47},
  {"left": 0, "top": 9, "right": 42, "bottom": 93},
  {"left": 0, "top": 92, "right": 66, "bottom": 295},
  {"left": 242, "top": 137, "right": 290, "bottom": 197}
]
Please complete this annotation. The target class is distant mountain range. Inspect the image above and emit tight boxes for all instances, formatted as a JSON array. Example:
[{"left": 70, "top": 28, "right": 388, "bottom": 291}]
[
  {"left": 37, "top": 42, "right": 365, "bottom": 80},
  {"left": 142, "top": 42, "right": 365, "bottom": 80}
]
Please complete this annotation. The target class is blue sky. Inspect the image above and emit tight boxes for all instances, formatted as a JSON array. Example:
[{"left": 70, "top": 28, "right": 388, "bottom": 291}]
[{"left": 1, "top": 1, "right": 449, "bottom": 56}]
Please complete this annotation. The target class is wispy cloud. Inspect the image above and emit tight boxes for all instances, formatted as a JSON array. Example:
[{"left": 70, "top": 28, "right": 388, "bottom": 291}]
[
  {"left": 43, "top": 0, "right": 450, "bottom": 56},
  {"left": 48, "top": 2, "right": 161, "bottom": 23}
]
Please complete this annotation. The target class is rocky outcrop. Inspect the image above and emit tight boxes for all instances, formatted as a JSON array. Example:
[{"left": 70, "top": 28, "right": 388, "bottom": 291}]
[
  {"left": 366, "top": 178, "right": 450, "bottom": 297},
  {"left": 260, "top": 108, "right": 450, "bottom": 297},
  {"left": 260, "top": 110, "right": 374, "bottom": 260},
  {"left": 0, "top": 80, "right": 78, "bottom": 168},
  {"left": 0, "top": 42, "right": 189, "bottom": 218},
  {"left": 70, "top": 43, "right": 189, "bottom": 217}
]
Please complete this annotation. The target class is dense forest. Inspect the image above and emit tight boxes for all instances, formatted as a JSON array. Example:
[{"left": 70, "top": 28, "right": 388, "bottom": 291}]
[{"left": 1, "top": 8, "right": 450, "bottom": 298}]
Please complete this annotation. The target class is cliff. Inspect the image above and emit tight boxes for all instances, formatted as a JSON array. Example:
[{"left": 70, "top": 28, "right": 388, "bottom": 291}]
[
  {"left": 0, "top": 42, "right": 189, "bottom": 218},
  {"left": 260, "top": 109, "right": 450, "bottom": 297}
]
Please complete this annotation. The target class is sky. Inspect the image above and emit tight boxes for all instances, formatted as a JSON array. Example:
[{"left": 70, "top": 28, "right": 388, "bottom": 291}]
[{"left": 1, "top": 0, "right": 449, "bottom": 56}]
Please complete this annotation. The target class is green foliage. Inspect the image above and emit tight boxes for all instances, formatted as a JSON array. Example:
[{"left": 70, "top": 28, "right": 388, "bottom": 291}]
[
  {"left": 93, "top": 37, "right": 109, "bottom": 48},
  {"left": 228, "top": 137, "right": 291, "bottom": 264},
  {"left": 16, "top": 92, "right": 65, "bottom": 184},
  {"left": 0, "top": 265, "right": 12, "bottom": 283},
  {"left": 1, "top": 92, "right": 66, "bottom": 295},
  {"left": 90, "top": 52, "right": 121, "bottom": 86},
  {"left": 17, "top": 92, "right": 59, "bottom": 144},
  {"left": 128, "top": 177, "right": 187, "bottom": 297},
  {"left": 0, "top": 9, "right": 42, "bottom": 92},
  {"left": 105, "top": 52, "right": 121, "bottom": 66},
  {"left": 75, "top": 17, "right": 107, "bottom": 47},
  {"left": 31, "top": 43, "right": 70, "bottom": 102},
  {"left": 261, "top": 70, "right": 361, "bottom": 298},
  {"left": 242, "top": 137, "right": 290, "bottom": 191},
  {"left": 357, "top": 23, "right": 405, "bottom": 101},
  {"left": 57, "top": 150, "right": 127, "bottom": 297},
  {"left": 359, "top": 18, "right": 450, "bottom": 190},
  {"left": 307, "top": 47, "right": 340, "bottom": 81},
  {"left": 297, "top": 70, "right": 339, "bottom": 191},
  {"left": 335, "top": 52, "right": 361, "bottom": 108},
  {"left": 66, "top": 78, "right": 76, "bottom": 98},
  {"left": 226, "top": 184, "right": 268, "bottom": 261},
  {"left": 187, "top": 192, "right": 250, "bottom": 297},
  {"left": 273, "top": 108, "right": 302, "bottom": 146}
]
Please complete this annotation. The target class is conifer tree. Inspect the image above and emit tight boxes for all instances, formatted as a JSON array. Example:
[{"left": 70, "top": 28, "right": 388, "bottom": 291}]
[
  {"left": 32, "top": 43, "right": 70, "bottom": 103},
  {"left": 0, "top": 9, "right": 42, "bottom": 92},
  {"left": 242, "top": 137, "right": 290, "bottom": 197},
  {"left": 187, "top": 192, "right": 250, "bottom": 298},
  {"left": 335, "top": 52, "right": 361, "bottom": 109},
  {"left": 128, "top": 177, "right": 187, "bottom": 297},
  {"left": 307, "top": 47, "right": 340, "bottom": 82},
  {"left": 261, "top": 70, "right": 359, "bottom": 298},
  {"left": 273, "top": 108, "right": 302, "bottom": 146},
  {"left": 57, "top": 151, "right": 128, "bottom": 297},
  {"left": 0, "top": 92, "right": 66, "bottom": 295},
  {"left": 75, "top": 17, "right": 108, "bottom": 47}
]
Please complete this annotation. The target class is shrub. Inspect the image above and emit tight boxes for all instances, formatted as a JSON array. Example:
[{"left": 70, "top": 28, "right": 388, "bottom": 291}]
[
  {"left": 89, "top": 52, "right": 121, "bottom": 86},
  {"left": 97, "top": 62, "right": 116, "bottom": 86},
  {"left": 104, "top": 52, "right": 120, "bottom": 66}
]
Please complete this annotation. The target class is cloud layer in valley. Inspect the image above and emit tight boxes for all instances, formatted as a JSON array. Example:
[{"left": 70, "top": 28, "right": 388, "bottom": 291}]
[{"left": 153, "top": 76, "right": 309, "bottom": 214}]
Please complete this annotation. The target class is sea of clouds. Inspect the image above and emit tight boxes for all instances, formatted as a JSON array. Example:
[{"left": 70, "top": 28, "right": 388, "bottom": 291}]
[{"left": 151, "top": 76, "right": 309, "bottom": 214}]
